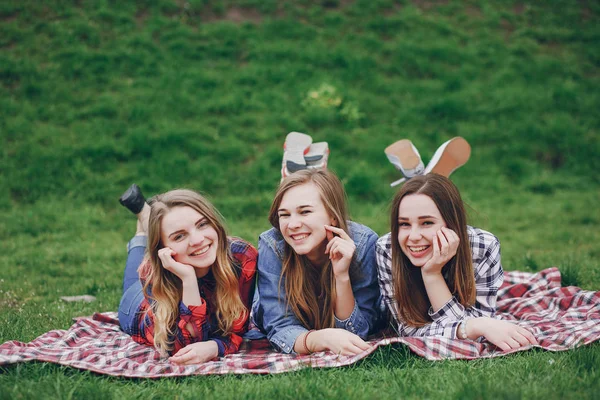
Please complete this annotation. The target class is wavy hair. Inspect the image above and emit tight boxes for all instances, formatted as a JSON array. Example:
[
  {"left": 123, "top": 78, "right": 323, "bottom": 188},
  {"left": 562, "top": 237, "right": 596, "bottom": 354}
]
[
  {"left": 390, "top": 174, "right": 475, "bottom": 327},
  {"left": 268, "top": 169, "right": 350, "bottom": 330},
  {"left": 141, "top": 189, "right": 246, "bottom": 356}
]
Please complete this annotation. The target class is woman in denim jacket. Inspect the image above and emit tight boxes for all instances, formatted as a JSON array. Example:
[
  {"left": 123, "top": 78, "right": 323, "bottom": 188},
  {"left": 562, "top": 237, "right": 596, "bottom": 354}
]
[{"left": 252, "top": 169, "right": 381, "bottom": 355}]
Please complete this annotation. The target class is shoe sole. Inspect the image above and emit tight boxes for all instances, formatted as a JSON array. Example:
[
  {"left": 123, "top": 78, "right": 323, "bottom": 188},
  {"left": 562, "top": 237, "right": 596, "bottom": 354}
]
[
  {"left": 119, "top": 184, "right": 146, "bottom": 215},
  {"left": 385, "top": 139, "right": 421, "bottom": 171},
  {"left": 304, "top": 142, "right": 329, "bottom": 162},
  {"left": 284, "top": 132, "right": 312, "bottom": 173},
  {"left": 427, "top": 137, "right": 471, "bottom": 177}
]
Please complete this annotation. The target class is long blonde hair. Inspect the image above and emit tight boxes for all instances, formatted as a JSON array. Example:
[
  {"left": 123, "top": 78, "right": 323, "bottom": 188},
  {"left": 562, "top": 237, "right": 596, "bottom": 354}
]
[
  {"left": 390, "top": 174, "right": 475, "bottom": 327},
  {"left": 268, "top": 170, "right": 350, "bottom": 330},
  {"left": 142, "top": 189, "right": 246, "bottom": 355}
]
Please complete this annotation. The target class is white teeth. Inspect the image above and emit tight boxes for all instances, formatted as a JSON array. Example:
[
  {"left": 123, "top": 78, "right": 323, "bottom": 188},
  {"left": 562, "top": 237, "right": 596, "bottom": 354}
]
[
  {"left": 292, "top": 234, "right": 309, "bottom": 240},
  {"left": 409, "top": 245, "right": 428, "bottom": 252},
  {"left": 190, "top": 245, "right": 210, "bottom": 256}
]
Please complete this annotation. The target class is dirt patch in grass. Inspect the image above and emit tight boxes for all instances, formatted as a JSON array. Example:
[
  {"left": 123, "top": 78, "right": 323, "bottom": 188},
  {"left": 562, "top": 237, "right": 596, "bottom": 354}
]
[
  {"left": 1, "top": 11, "right": 19, "bottom": 23},
  {"left": 513, "top": 3, "right": 526, "bottom": 15},
  {"left": 411, "top": 0, "right": 449, "bottom": 11},
  {"left": 221, "top": 7, "right": 263, "bottom": 24},
  {"left": 579, "top": 0, "right": 594, "bottom": 21},
  {"left": 500, "top": 18, "right": 514, "bottom": 41},
  {"left": 135, "top": 8, "right": 150, "bottom": 27},
  {"left": 465, "top": 5, "right": 483, "bottom": 18}
]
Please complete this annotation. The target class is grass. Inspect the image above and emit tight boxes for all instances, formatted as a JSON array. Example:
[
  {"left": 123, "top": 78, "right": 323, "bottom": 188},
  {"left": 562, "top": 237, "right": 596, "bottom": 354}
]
[{"left": 1, "top": 0, "right": 599, "bottom": 398}]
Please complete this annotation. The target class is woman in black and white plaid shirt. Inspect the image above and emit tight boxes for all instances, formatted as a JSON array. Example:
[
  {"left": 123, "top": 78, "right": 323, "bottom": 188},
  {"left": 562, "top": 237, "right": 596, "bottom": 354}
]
[{"left": 376, "top": 174, "right": 537, "bottom": 351}]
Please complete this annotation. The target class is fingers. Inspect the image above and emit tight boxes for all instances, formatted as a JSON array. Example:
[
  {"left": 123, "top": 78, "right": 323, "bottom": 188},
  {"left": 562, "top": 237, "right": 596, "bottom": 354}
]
[
  {"left": 172, "top": 346, "right": 191, "bottom": 357},
  {"left": 496, "top": 341, "right": 511, "bottom": 352},
  {"left": 512, "top": 331, "right": 532, "bottom": 348},
  {"left": 325, "top": 237, "right": 355, "bottom": 259},
  {"left": 516, "top": 327, "right": 538, "bottom": 346},
  {"left": 523, "top": 329, "right": 539, "bottom": 345},
  {"left": 432, "top": 233, "right": 440, "bottom": 257},
  {"left": 326, "top": 229, "right": 334, "bottom": 242},
  {"left": 170, "top": 351, "right": 194, "bottom": 365},
  {"left": 353, "top": 339, "right": 372, "bottom": 352},
  {"left": 342, "top": 344, "right": 365, "bottom": 356},
  {"left": 437, "top": 230, "right": 449, "bottom": 256},
  {"left": 505, "top": 337, "right": 521, "bottom": 349},
  {"left": 324, "top": 225, "right": 351, "bottom": 241},
  {"left": 441, "top": 227, "right": 460, "bottom": 255},
  {"left": 158, "top": 247, "right": 176, "bottom": 266}
]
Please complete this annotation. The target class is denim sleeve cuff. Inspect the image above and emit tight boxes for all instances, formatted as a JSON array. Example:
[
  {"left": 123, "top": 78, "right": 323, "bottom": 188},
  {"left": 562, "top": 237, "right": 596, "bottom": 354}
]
[
  {"left": 428, "top": 296, "right": 465, "bottom": 321},
  {"left": 269, "top": 325, "right": 307, "bottom": 354},
  {"left": 334, "top": 301, "right": 367, "bottom": 337},
  {"left": 128, "top": 235, "right": 147, "bottom": 252}
]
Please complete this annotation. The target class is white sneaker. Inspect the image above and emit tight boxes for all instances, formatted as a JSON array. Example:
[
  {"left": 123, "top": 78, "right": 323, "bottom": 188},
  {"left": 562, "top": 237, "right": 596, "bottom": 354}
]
[
  {"left": 281, "top": 141, "right": 329, "bottom": 180},
  {"left": 305, "top": 142, "right": 329, "bottom": 168},
  {"left": 385, "top": 139, "right": 424, "bottom": 179},
  {"left": 283, "top": 132, "right": 312, "bottom": 174},
  {"left": 425, "top": 137, "right": 471, "bottom": 177}
]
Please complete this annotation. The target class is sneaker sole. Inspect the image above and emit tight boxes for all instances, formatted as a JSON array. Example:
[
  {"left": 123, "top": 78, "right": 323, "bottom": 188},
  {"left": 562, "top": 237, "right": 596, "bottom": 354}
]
[
  {"left": 284, "top": 132, "right": 312, "bottom": 173},
  {"left": 304, "top": 142, "right": 329, "bottom": 162},
  {"left": 427, "top": 137, "right": 471, "bottom": 177},
  {"left": 385, "top": 139, "right": 421, "bottom": 170}
]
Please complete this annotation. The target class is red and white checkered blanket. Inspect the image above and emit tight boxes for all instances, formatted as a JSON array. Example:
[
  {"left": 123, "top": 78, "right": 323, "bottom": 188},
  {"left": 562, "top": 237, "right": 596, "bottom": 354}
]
[{"left": 1, "top": 268, "right": 599, "bottom": 378}]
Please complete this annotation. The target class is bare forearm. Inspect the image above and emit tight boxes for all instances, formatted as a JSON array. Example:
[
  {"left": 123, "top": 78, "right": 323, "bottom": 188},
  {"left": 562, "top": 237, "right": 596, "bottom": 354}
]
[
  {"left": 181, "top": 277, "right": 202, "bottom": 307},
  {"left": 334, "top": 274, "right": 355, "bottom": 320}
]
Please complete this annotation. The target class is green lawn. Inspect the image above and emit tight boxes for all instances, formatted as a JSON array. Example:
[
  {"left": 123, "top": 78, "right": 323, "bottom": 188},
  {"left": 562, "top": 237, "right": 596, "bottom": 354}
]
[{"left": 1, "top": 0, "right": 599, "bottom": 398}]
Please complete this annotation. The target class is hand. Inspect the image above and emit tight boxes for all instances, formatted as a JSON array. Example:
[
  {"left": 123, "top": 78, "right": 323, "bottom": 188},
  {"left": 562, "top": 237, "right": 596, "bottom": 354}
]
[
  {"left": 309, "top": 328, "right": 372, "bottom": 356},
  {"left": 469, "top": 317, "right": 538, "bottom": 351},
  {"left": 169, "top": 341, "right": 219, "bottom": 365},
  {"left": 158, "top": 247, "right": 195, "bottom": 280},
  {"left": 324, "top": 226, "right": 356, "bottom": 278},
  {"left": 422, "top": 227, "right": 459, "bottom": 276}
]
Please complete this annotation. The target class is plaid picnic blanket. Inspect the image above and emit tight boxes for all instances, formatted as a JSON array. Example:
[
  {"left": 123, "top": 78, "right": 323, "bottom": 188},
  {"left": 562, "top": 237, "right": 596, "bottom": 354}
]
[{"left": 1, "top": 268, "right": 599, "bottom": 378}]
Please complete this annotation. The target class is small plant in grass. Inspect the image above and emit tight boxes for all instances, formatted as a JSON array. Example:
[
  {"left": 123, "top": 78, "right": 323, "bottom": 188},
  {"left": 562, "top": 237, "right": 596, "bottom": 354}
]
[{"left": 302, "top": 83, "right": 363, "bottom": 125}]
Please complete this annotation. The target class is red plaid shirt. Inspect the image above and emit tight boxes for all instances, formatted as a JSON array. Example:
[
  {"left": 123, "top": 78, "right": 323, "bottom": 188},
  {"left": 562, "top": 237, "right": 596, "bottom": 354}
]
[{"left": 131, "top": 237, "right": 257, "bottom": 357}]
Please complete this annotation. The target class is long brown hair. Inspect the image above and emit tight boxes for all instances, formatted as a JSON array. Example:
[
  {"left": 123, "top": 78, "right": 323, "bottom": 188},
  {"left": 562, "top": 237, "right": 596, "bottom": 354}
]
[
  {"left": 390, "top": 174, "right": 475, "bottom": 327},
  {"left": 268, "top": 169, "right": 349, "bottom": 330},
  {"left": 142, "top": 189, "right": 246, "bottom": 356}
]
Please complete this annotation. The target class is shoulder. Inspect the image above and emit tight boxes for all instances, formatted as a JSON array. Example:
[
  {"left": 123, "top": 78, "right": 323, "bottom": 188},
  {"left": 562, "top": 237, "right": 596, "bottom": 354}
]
[
  {"left": 228, "top": 237, "right": 258, "bottom": 273},
  {"left": 467, "top": 226, "right": 500, "bottom": 259},
  {"left": 258, "top": 227, "right": 285, "bottom": 257},
  {"left": 376, "top": 232, "right": 392, "bottom": 252},
  {"left": 347, "top": 221, "right": 378, "bottom": 249}
]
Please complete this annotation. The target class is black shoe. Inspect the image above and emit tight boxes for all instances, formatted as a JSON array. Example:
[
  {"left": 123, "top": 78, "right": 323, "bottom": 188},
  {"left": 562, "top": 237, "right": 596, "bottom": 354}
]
[{"left": 119, "top": 184, "right": 146, "bottom": 215}]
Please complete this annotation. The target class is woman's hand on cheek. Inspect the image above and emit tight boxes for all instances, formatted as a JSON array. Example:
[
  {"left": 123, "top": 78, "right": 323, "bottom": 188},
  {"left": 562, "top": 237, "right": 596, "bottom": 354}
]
[
  {"left": 158, "top": 247, "right": 195, "bottom": 280},
  {"left": 169, "top": 341, "right": 219, "bottom": 365},
  {"left": 422, "top": 227, "right": 459, "bottom": 276},
  {"left": 324, "top": 225, "right": 355, "bottom": 279}
]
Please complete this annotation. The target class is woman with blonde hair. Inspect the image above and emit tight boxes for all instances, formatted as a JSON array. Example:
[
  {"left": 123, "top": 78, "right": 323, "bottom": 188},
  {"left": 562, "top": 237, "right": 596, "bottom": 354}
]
[
  {"left": 376, "top": 174, "right": 537, "bottom": 350},
  {"left": 117, "top": 187, "right": 257, "bottom": 364},
  {"left": 252, "top": 169, "right": 382, "bottom": 355}
]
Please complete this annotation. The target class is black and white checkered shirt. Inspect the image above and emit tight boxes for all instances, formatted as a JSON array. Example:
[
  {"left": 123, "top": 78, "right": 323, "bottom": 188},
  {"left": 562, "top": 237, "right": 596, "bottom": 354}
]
[{"left": 376, "top": 226, "right": 504, "bottom": 339}]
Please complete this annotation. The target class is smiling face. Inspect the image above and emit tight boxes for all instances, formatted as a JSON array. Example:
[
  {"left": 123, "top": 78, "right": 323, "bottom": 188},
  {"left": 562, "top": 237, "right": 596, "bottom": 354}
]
[
  {"left": 396, "top": 194, "right": 447, "bottom": 267},
  {"left": 277, "top": 182, "right": 335, "bottom": 266},
  {"left": 160, "top": 206, "right": 219, "bottom": 277}
]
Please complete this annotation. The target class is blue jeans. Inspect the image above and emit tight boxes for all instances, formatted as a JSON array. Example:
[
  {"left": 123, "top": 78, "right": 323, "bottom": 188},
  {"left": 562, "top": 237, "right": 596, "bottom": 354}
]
[{"left": 118, "top": 236, "right": 147, "bottom": 334}]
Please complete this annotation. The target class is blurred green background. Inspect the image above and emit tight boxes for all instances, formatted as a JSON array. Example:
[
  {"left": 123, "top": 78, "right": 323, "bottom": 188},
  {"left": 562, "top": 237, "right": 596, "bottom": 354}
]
[{"left": 1, "top": 1, "right": 599, "bottom": 398}]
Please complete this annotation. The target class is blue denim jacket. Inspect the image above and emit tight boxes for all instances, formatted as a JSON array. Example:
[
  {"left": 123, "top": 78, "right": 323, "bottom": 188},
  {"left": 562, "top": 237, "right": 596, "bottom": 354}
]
[{"left": 252, "top": 221, "right": 382, "bottom": 353}]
